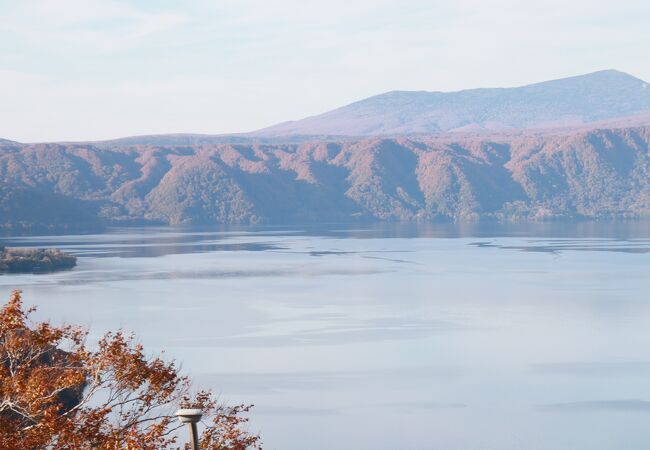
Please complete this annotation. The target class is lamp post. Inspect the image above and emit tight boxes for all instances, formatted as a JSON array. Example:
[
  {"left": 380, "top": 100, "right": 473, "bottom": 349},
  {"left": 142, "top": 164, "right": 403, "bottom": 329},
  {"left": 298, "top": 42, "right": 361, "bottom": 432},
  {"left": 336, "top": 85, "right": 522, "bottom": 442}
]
[{"left": 175, "top": 408, "right": 203, "bottom": 450}]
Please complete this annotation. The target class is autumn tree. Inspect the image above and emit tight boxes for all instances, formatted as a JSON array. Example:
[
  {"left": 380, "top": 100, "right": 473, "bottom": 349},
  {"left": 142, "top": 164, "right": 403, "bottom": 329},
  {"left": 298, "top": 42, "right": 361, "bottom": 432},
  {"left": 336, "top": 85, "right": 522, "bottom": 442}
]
[{"left": 0, "top": 290, "right": 261, "bottom": 449}]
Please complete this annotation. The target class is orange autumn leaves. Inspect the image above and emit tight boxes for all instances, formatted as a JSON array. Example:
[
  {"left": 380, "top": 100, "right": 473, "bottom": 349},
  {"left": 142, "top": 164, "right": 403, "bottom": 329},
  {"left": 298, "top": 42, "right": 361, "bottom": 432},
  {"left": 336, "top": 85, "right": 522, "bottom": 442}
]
[{"left": 0, "top": 291, "right": 261, "bottom": 450}]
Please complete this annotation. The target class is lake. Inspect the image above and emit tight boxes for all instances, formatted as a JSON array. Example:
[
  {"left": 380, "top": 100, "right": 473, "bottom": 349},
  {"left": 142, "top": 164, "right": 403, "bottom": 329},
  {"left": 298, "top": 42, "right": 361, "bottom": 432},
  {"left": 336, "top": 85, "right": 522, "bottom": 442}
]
[{"left": 2, "top": 222, "right": 650, "bottom": 450}]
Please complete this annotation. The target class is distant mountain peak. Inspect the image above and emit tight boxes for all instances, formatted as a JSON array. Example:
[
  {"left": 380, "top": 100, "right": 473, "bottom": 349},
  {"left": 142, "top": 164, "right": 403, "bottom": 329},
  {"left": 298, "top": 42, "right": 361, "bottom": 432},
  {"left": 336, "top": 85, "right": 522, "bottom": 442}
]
[
  {"left": 580, "top": 68, "right": 641, "bottom": 79},
  {"left": 255, "top": 70, "right": 650, "bottom": 137}
]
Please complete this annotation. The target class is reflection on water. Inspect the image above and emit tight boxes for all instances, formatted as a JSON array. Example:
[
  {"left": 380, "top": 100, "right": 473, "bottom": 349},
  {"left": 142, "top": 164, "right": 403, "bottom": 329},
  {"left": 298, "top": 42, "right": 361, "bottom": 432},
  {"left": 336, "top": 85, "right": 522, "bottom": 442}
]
[
  {"left": 4, "top": 220, "right": 650, "bottom": 256},
  {"left": 1, "top": 222, "right": 650, "bottom": 450}
]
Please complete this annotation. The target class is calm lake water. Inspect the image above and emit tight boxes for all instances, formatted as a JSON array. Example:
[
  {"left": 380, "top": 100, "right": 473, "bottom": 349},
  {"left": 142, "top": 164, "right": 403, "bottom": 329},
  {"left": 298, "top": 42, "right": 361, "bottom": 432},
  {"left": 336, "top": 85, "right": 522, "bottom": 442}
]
[{"left": 2, "top": 222, "right": 650, "bottom": 450}]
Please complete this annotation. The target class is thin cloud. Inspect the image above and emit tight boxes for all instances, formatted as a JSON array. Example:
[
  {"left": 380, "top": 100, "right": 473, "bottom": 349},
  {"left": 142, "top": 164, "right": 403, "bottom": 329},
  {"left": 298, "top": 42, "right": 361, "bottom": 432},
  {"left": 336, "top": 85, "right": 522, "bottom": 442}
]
[{"left": 0, "top": 0, "right": 190, "bottom": 52}]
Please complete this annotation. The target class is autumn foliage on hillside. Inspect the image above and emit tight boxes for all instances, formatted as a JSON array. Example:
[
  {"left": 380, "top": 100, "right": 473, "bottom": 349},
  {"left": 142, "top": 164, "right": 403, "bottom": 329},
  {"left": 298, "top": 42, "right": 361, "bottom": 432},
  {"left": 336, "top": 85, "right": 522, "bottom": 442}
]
[
  {"left": 3, "top": 125, "right": 650, "bottom": 229},
  {"left": 0, "top": 290, "right": 261, "bottom": 449}
]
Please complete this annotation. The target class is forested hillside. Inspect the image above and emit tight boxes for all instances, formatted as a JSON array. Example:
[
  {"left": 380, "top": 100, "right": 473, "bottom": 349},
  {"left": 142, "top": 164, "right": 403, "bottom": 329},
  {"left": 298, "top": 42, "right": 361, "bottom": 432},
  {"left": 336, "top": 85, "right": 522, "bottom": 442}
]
[{"left": 2, "top": 126, "right": 650, "bottom": 231}]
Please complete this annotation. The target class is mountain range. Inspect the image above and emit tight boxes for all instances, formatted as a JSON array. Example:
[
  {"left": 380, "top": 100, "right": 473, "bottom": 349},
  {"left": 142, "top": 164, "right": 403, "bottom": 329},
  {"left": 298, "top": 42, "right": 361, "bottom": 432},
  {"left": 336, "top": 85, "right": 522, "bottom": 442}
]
[
  {"left": 255, "top": 70, "right": 650, "bottom": 136},
  {"left": 2, "top": 70, "right": 650, "bottom": 231}
]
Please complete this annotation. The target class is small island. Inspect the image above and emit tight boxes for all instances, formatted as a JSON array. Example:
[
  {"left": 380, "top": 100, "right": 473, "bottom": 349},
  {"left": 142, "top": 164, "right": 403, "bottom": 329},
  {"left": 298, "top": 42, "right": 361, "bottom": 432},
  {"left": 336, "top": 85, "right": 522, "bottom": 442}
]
[{"left": 0, "top": 246, "right": 77, "bottom": 273}]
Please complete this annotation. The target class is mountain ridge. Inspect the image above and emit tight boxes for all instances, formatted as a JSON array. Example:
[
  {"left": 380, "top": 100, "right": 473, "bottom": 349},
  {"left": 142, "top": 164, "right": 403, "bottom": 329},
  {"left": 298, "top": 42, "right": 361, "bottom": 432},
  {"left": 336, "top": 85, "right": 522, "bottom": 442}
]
[
  {"left": 255, "top": 70, "right": 650, "bottom": 136},
  {"left": 3, "top": 71, "right": 650, "bottom": 232},
  {"left": 2, "top": 124, "right": 650, "bottom": 231},
  {"left": 4, "top": 70, "right": 650, "bottom": 147}
]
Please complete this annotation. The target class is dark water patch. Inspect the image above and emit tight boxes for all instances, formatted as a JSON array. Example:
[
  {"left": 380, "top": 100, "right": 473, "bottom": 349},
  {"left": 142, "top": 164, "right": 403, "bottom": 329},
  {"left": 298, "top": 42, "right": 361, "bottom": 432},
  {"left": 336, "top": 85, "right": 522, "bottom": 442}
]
[
  {"left": 271, "top": 249, "right": 415, "bottom": 262},
  {"left": 538, "top": 400, "right": 650, "bottom": 412},
  {"left": 37, "top": 266, "right": 390, "bottom": 286},
  {"left": 76, "top": 242, "right": 285, "bottom": 258},
  {"left": 471, "top": 239, "right": 650, "bottom": 254},
  {"left": 308, "top": 250, "right": 354, "bottom": 256},
  {"left": 0, "top": 237, "right": 285, "bottom": 258},
  {"left": 361, "top": 255, "right": 417, "bottom": 264},
  {"left": 532, "top": 362, "right": 650, "bottom": 376}
]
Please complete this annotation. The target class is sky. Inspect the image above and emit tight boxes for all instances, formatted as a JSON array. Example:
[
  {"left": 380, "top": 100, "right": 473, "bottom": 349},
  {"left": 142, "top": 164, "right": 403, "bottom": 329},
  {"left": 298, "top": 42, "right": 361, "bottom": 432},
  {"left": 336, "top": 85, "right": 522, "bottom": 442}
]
[{"left": 1, "top": 0, "right": 650, "bottom": 142}]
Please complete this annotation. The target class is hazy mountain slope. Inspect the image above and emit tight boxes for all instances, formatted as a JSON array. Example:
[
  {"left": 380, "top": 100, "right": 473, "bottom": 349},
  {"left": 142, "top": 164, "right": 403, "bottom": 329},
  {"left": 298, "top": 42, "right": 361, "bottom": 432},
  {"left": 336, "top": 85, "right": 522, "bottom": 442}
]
[
  {"left": 256, "top": 70, "right": 650, "bottom": 136},
  {"left": 0, "top": 183, "right": 103, "bottom": 232},
  {"left": 1, "top": 125, "right": 650, "bottom": 230},
  {"left": 506, "top": 127, "right": 650, "bottom": 218}
]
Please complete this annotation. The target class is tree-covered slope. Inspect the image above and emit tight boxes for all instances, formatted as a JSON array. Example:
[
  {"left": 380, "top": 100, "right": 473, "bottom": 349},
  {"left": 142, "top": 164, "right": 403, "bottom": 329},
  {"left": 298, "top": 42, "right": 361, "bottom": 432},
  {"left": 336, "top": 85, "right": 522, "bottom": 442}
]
[{"left": 2, "top": 125, "right": 650, "bottom": 230}]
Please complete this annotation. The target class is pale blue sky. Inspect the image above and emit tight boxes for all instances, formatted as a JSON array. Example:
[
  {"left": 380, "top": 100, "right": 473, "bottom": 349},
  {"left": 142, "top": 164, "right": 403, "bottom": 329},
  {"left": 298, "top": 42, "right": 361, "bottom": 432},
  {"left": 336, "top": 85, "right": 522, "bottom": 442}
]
[{"left": 1, "top": 0, "right": 650, "bottom": 142}]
